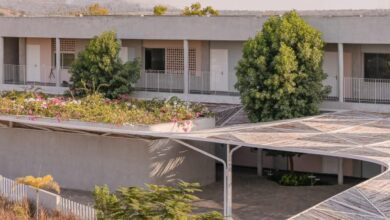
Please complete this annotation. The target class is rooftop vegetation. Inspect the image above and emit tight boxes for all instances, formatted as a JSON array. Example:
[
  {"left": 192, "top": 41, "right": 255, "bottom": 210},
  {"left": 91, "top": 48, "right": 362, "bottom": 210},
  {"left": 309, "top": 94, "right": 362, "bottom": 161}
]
[{"left": 0, "top": 91, "right": 212, "bottom": 125}]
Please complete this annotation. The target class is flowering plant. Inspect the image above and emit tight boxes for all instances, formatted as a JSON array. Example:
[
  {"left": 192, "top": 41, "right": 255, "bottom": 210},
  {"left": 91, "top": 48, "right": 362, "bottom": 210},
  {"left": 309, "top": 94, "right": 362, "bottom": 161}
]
[{"left": 0, "top": 91, "right": 212, "bottom": 125}]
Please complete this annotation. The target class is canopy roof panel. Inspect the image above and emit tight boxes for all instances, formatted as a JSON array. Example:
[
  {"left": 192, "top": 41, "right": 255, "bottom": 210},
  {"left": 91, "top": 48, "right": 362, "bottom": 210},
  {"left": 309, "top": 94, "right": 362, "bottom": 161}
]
[{"left": 0, "top": 110, "right": 389, "bottom": 219}]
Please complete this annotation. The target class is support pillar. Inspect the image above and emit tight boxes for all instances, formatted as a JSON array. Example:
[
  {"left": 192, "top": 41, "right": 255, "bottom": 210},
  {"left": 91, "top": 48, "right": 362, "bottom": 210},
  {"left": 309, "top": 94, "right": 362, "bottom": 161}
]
[
  {"left": 226, "top": 145, "right": 233, "bottom": 220},
  {"left": 183, "top": 39, "right": 189, "bottom": 96},
  {"left": 0, "top": 37, "right": 4, "bottom": 84},
  {"left": 55, "top": 38, "right": 61, "bottom": 87},
  {"left": 338, "top": 158, "right": 343, "bottom": 185},
  {"left": 257, "top": 149, "right": 263, "bottom": 176},
  {"left": 338, "top": 43, "right": 344, "bottom": 102},
  {"left": 18, "top": 38, "right": 26, "bottom": 83}
]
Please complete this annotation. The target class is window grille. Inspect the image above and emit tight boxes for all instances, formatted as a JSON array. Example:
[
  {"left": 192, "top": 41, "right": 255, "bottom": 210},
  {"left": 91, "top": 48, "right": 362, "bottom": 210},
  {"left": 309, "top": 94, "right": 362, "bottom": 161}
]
[
  {"left": 52, "top": 39, "right": 76, "bottom": 53},
  {"left": 165, "top": 48, "right": 196, "bottom": 73}
]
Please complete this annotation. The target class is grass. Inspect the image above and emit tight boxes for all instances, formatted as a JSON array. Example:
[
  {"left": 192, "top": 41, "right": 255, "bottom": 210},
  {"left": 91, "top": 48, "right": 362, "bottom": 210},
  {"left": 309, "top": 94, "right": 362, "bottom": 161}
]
[
  {"left": 0, "top": 196, "right": 77, "bottom": 220},
  {"left": 0, "top": 91, "right": 213, "bottom": 125}
]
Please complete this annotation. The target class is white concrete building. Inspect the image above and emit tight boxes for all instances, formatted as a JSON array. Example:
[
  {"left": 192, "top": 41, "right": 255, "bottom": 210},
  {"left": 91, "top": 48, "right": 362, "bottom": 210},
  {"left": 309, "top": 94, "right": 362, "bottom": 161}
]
[{"left": 1, "top": 11, "right": 390, "bottom": 112}]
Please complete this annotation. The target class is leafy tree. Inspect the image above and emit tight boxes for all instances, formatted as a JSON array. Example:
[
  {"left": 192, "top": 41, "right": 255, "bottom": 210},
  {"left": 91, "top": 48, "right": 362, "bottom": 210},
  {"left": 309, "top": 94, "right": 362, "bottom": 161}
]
[
  {"left": 16, "top": 175, "right": 60, "bottom": 220},
  {"left": 84, "top": 3, "right": 109, "bottom": 16},
  {"left": 69, "top": 31, "right": 140, "bottom": 98},
  {"left": 235, "top": 11, "right": 329, "bottom": 122},
  {"left": 182, "top": 3, "right": 219, "bottom": 16},
  {"left": 153, "top": 5, "right": 168, "bottom": 15},
  {"left": 94, "top": 181, "right": 224, "bottom": 220}
]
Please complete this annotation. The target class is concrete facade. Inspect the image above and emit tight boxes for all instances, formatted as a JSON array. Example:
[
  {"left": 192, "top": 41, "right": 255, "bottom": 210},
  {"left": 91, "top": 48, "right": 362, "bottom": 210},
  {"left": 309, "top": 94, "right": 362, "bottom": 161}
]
[
  {"left": 0, "top": 119, "right": 216, "bottom": 191},
  {"left": 2, "top": 14, "right": 390, "bottom": 109}
]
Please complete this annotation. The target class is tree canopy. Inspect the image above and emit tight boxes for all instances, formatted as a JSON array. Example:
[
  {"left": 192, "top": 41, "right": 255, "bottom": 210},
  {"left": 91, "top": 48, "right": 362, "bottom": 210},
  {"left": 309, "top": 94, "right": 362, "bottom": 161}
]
[
  {"left": 235, "top": 11, "right": 329, "bottom": 122},
  {"left": 182, "top": 2, "right": 219, "bottom": 16},
  {"left": 69, "top": 31, "right": 140, "bottom": 98},
  {"left": 153, "top": 5, "right": 168, "bottom": 15}
]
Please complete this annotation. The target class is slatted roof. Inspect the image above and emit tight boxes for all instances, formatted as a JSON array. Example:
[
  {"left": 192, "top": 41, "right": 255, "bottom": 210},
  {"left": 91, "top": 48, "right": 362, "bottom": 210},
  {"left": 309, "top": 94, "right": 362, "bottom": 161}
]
[
  {"left": 186, "top": 111, "right": 390, "bottom": 219},
  {"left": 0, "top": 110, "right": 389, "bottom": 219}
]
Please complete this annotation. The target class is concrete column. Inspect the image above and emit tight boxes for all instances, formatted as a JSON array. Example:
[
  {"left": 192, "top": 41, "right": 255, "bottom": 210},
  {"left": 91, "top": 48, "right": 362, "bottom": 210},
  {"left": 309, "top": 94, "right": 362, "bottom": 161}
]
[
  {"left": 183, "top": 39, "right": 189, "bottom": 95},
  {"left": 18, "top": 38, "right": 26, "bottom": 65},
  {"left": 338, "top": 43, "right": 344, "bottom": 102},
  {"left": 0, "top": 37, "right": 4, "bottom": 84},
  {"left": 55, "top": 38, "right": 61, "bottom": 87},
  {"left": 338, "top": 158, "right": 343, "bottom": 185},
  {"left": 257, "top": 149, "right": 263, "bottom": 176},
  {"left": 226, "top": 145, "right": 233, "bottom": 220}
]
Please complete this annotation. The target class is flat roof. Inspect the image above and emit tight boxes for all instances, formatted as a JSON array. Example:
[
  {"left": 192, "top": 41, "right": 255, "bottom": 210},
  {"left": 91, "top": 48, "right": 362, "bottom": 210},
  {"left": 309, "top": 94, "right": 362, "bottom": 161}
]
[
  {"left": 2, "top": 14, "right": 390, "bottom": 43},
  {"left": 0, "top": 110, "right": 388, "bottom": 218}
]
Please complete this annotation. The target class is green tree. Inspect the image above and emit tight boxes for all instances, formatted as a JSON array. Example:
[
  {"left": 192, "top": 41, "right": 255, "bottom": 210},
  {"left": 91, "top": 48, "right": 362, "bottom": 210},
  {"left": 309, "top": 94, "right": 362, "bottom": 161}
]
[
  {"left": 182, "top": 2, "right": 219, "bottom": 16},
  {"left": 94, "top": 181, "right": 224, "bottom": 220},
  {"left": 70, "top": 31, "right": 140, "bottom": 98},
  {"left": 153, "top": 5, "right": 168, "bottom": 15},
  {"left": 235, "top": 11, "right": 329, "bottom": 122}
]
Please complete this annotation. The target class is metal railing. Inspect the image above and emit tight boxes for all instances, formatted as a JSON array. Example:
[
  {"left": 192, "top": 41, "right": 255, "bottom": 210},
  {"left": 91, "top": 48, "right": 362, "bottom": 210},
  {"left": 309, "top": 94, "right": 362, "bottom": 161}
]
[
  {"left": 4, "top": 64, "right": 57, "bottom": 87},
  {"left": 134, "top": 70, "right": 239, "bottom": 96},
  {"left": 134, "top": 70, "right": 184, "bottom": 93},
  {"left": 60, "top": 197, "right": 97, "bottom": 220},
  {"left": 189, "top": 71, "right": 239, "bottom": 96},
  {"left": 0, "top": 175, "right": 96, "bottom": 220},
  {"left": 344, "top": 77, "right": 390, "bottom": 104}
]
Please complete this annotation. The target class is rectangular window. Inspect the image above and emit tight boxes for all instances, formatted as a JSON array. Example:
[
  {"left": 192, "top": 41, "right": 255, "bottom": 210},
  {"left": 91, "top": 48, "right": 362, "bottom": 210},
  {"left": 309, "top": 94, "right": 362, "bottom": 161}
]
[
  {"left": 53, "top": 53, "right": 75, "bottom": 69},
  {"left": 364, "top": 53, "right": 390, "bottom": 79},
  {"left": 145, "top": 48, "right": 165, "bottom": 71}
]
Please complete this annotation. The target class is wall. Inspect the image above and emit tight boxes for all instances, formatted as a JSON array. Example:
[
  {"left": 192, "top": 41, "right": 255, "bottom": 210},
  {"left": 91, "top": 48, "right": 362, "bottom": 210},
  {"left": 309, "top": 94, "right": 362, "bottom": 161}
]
[
  {"left": 232, "top": 147, "right": 371, "bottom": 178},
  {"left": 0, "top": 127, "right": 216, "bottom": 191},
  {"left": 4, "top": 16, "right": 390, "bottom": 44},
  {"left": 210, "top": 41, "right": 244, "bottom": 91}
]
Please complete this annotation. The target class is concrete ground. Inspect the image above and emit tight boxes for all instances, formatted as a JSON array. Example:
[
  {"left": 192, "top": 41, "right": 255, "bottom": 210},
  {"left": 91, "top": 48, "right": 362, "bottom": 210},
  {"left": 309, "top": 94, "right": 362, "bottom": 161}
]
[
  {"left": 193, "top": 167, "right": 359, "bottom": 220},
  {"left": 60, "top": 166, "right": 359, "bottom": 220}
]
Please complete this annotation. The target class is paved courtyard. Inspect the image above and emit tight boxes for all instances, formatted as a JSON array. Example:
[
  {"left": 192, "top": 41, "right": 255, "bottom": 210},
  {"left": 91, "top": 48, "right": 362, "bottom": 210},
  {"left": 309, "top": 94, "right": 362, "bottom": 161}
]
[
  {"left": 60, "top": 166, "right": 357, "bottom": 219},
  {"left": 193, "top": 167, "right": 358, "bottom": 220}
]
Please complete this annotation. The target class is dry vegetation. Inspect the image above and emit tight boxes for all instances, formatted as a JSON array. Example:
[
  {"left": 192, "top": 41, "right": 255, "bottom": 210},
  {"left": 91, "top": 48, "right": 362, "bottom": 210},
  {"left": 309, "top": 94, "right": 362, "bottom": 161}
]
[{"left": 0, "top": 196, "right": 77, "bottom": 220}]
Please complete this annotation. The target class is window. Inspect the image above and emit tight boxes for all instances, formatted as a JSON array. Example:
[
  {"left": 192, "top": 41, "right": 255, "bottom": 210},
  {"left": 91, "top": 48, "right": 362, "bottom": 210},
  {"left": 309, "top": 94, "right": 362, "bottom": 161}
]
[
  {"left": 53, "top": 53, "right": 75, "bottom": 69},
  {"left": 364, "top": 53, "right": 390, "bottom": 79},
  {"left": 145, "top": 48, "right": 165, "bottom": 71}
]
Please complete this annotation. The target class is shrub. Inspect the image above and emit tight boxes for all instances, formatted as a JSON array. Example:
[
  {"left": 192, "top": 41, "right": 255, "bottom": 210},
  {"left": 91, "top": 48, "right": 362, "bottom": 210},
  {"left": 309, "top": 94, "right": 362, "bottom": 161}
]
[
  {"left": 153, "top": 5, "right": 168, "bottom": 15},
  {"left": 0, "top": 196, "right": 76, "bottom": 220},
  {"left": 182, "top": 3, "right": 219, "bottom": 16},
  {"left": 69, "top": 31, "right": 141, "bottom": 98},
  {"left": 93, "top": 182, "right": 224, "bottom": 220},
  {"left": 279, "top": 173, "right": 311, "bottom": 186},
  {"left": 84, "top": 3, "right": 109, "bottom": 16},
  {"left": 235, "top": 11, "right": 329, "bottom": 122}
]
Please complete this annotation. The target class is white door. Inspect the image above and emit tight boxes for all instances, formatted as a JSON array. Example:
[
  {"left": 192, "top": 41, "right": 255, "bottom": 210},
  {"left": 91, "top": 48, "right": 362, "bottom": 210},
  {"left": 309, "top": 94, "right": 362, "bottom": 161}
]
[
  {"left": 26, "top": 44, "right": 41, "bottom": 82},
  {"left": 210, "top": 49, "right": 229, "bottom": 91},
  {"left": 322, "top": 52, "right": 339, "bottom": 97}
]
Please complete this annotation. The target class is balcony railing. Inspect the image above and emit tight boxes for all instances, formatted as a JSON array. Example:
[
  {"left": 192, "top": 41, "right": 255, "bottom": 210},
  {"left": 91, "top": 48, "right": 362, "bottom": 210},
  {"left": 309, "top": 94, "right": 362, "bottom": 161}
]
[
  {"left": 344, "top": 77, "right": 390, "bottom": 104},
  {"left": 134, "top": 70, "right": 239, "bottom": 96},
  {"left": 134, "top": 70, "right": 185, "bottom": 93},
  {"left": 4, "top": 64, "right": 56, "bottom": 87}
]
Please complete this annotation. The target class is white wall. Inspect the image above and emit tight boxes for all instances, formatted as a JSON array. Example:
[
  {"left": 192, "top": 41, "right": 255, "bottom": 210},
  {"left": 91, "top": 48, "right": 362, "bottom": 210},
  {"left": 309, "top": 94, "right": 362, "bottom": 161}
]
[{"left": 0, "top": 127, "right": 216, "bottom": 191}]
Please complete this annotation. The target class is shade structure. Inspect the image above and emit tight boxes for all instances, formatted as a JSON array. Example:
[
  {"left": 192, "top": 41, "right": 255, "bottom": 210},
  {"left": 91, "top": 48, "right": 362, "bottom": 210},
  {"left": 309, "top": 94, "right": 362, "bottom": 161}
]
[{"left": 0, "top": 110, "right": 389, "bottom": 219}]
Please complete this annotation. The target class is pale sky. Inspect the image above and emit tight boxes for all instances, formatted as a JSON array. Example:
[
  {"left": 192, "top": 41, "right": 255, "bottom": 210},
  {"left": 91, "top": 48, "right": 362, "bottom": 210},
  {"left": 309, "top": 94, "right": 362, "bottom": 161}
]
[{"left": 143, "top": 0, "right": 390, "bottom": 10}]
